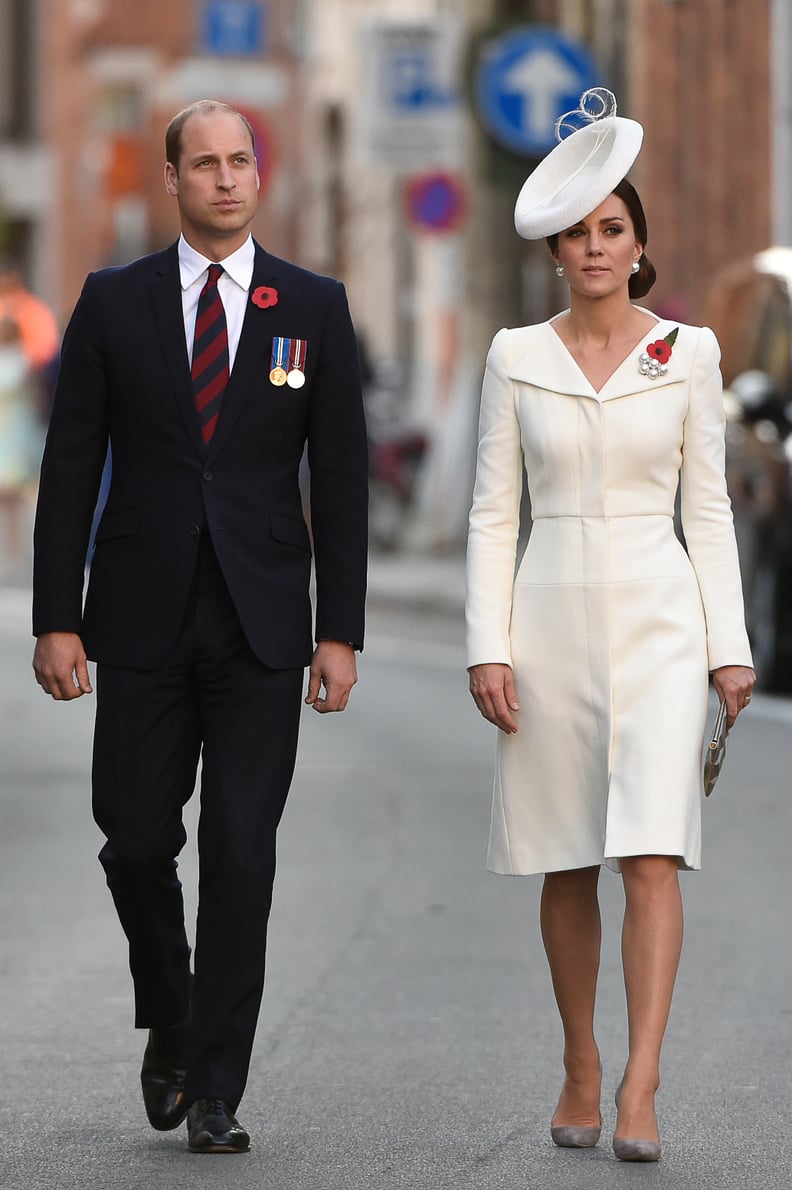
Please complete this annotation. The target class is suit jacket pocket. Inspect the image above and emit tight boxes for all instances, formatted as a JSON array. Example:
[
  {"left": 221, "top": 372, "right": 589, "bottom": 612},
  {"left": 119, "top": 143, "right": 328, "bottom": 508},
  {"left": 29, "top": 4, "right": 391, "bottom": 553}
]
[
  {"left": 270, "top": 513, "right": 311, "bottom": 553},
  {"left": 94, "top": 508, "right": 140, "bottom": 543}
]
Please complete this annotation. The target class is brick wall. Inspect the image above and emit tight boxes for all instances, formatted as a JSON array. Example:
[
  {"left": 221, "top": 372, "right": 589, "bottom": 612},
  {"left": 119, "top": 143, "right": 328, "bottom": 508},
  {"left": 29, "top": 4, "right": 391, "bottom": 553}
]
[
  {"left": 42, "top": 0, "right": 303, "bottom": 319},
  {"left": 629, "top": 0, "right": 771, "bottom": 322}
]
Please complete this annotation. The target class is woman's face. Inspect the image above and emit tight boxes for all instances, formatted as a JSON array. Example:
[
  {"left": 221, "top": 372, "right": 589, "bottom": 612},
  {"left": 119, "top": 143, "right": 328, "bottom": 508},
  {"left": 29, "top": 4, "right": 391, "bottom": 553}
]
[{"left": 553, "top": 193, "right": 642, "bottom": 298}]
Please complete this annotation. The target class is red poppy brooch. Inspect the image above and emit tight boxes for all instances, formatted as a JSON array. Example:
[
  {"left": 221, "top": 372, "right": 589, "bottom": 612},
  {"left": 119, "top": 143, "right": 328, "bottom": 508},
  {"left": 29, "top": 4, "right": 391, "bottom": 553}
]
[
  {"left": 251, "top": 286, "right": 278, "bottom": 309},
  {"left": 639, "top": 326, "right": 679, "bottom": 379}
]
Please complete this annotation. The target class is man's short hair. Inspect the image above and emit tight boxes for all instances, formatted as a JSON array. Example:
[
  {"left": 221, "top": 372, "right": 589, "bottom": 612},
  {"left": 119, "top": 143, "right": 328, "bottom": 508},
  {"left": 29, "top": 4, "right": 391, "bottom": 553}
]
[{"left": 165, "top": 100, "right": 256, "bottom": 172}]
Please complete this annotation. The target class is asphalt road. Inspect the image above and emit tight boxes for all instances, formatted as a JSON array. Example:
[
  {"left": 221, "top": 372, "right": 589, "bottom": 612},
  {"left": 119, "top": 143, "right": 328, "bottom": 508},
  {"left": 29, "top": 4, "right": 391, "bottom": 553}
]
[{"left": 1, "top": 588, "right": 790, "bottom": 1190}]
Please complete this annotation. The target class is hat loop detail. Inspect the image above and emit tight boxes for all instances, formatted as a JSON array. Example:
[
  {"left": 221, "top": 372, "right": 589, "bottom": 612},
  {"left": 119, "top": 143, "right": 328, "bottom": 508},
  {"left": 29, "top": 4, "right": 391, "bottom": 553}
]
[{"left": 555, "top": 87, "right": 619, "bottom": 143}]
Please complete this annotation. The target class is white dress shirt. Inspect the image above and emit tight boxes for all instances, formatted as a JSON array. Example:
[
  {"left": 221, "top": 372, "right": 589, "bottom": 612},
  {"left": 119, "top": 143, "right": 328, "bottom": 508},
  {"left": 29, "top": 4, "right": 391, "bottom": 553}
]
[{"left": 178, "top": 234, "right": 255, "bottom": 371}]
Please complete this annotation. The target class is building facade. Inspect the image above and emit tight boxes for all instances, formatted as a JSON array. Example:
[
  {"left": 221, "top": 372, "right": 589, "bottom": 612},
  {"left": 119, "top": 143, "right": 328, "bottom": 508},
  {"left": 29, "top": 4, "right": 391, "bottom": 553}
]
[
  {"left": 2, "top": 0, "right": 784, "bottom": 544},
  {"left": 0, "top": 0, "right": 52, "bottom": 299},
  {"left": 38, "top": 0, "right": 309, "bottom": 320}
]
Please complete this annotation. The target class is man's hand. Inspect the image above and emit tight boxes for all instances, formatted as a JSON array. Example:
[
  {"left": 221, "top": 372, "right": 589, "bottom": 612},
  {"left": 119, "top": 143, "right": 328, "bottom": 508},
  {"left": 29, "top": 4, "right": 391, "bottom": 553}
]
[
  {"left": 468, "top": 662, "right": 520, "bottom": 734},
  {"left": 305, "top": 641, "right": 358, "bottom": 713},
  {"left": 33, "top": 632, "right": 92, "bottom": 701}
]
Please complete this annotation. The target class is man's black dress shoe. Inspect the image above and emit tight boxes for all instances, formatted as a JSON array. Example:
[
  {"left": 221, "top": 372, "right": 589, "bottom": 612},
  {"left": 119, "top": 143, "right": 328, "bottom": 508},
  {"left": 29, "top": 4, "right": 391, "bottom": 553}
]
[
  {"left": 140, "top": 1024, "right": 190, "bottom": 1131},
  {"left": 187, "top": 1098, "right": 250, "bottom": 1153}
]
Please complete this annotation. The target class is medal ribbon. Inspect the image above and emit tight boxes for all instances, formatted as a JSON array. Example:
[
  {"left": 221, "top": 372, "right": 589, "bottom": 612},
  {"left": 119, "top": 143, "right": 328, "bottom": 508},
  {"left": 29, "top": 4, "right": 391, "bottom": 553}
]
[
  {"left": 289, "top": 339, "right": 307, "bottom": 373},
  {"left": 271, "top": 337, "right": 290, "bottom": 371}
]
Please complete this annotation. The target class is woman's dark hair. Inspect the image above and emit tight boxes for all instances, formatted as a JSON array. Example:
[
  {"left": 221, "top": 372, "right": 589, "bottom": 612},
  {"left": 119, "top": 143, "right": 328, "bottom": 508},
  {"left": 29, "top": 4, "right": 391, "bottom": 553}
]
[{"left": 546, "top": 178, "right": 656, "bottom": 299}]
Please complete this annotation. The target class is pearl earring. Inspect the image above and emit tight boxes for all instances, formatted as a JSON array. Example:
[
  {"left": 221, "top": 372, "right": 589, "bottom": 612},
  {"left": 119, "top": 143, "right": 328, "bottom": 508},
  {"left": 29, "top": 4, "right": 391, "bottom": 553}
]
[
  {"left": 555, "top": 265, "right": 565, "bottom": 277},
  {"left": 631, "top": 261, "right": 640, "bottom": 274}
]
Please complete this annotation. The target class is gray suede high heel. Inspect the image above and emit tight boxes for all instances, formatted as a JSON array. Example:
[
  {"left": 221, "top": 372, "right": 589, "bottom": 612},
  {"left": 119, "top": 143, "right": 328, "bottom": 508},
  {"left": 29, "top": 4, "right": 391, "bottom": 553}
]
[
  {"left": 612, "top": 1137, "right": 661, "bottom": 1162},
  {"left": 551, "top": 1065, "right": 602, "bottom": 1148},
  {"left": 551, "top": 1122, "right": 602, "bottom": 1148},
  {"left": 612, "top": 1082, "right": 661, "bottom": 1162}
]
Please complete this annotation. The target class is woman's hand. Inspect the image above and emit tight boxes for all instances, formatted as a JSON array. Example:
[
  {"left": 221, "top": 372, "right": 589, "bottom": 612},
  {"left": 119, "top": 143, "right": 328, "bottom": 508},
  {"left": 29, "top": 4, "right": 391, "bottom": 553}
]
[
  {"left": 712, "top": 664, "right": 756, "bottom": 728},
  {"left": 468, "top": 663, "right": 520, "bottom": 734}
]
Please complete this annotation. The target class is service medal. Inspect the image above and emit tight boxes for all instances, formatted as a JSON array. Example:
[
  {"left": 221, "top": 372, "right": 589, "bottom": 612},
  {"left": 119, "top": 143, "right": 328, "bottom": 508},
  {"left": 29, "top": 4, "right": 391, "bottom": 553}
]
[
  {"left": 287, "top": 338, "right": 308, "bottom": 389},
  {"left": 270, "top": 336, "right": 290, "bottom": 386}
]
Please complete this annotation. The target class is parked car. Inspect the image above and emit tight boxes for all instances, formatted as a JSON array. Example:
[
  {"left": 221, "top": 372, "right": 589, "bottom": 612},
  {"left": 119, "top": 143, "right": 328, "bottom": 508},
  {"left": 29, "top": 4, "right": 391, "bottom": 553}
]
[{"left": 705, "top": 248, "right": 792, "bottom": 691}]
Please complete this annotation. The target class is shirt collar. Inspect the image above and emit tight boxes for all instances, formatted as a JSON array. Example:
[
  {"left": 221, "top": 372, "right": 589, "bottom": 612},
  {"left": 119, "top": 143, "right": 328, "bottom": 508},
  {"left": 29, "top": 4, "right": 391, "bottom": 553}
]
[{"left": 177, "top": 234, "right": 255, "bottom": 292}]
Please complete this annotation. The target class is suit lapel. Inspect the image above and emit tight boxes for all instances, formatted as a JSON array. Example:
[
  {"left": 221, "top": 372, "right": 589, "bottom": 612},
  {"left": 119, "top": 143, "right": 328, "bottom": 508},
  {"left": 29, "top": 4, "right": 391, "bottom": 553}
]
[
  {"left": 509, "top": 323, "right": 594, "bottom": 398},
  {"left": 149, "top": 244, "right": 206, "bottom": 459},
  {"left": 596, "top": 318, "right": 679, "bottom": 401},
  {"left": 206, "top": 242, "right": 279, "bottom": 463}
]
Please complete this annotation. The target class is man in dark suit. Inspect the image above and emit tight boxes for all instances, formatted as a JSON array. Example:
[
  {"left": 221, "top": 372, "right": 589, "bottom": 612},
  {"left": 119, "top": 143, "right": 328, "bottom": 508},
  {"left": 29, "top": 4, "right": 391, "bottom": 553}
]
[{"left": 32, "top": 100, "right": 368, "bottom": 1153}]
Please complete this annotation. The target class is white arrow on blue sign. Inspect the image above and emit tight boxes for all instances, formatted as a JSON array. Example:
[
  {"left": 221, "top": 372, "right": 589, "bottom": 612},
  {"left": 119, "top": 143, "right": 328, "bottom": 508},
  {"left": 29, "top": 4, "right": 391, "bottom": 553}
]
[{"left": 475, "top": 26, "right": 599, "bottom": 156}]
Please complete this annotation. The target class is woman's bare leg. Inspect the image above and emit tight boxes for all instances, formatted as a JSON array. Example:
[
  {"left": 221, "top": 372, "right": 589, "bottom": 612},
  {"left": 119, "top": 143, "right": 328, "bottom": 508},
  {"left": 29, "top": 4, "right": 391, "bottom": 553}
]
[
  {"left": 540, "top": 866, "right": 602, "bottom": 1126},
  {"left": 616, "top": 855, "right": 683, "bottom": 1142}
]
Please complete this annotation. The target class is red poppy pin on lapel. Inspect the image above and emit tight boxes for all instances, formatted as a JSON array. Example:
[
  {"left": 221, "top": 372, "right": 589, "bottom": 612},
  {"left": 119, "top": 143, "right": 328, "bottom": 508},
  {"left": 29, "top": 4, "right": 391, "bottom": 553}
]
[
  {"left": 639, "top": 326, "right": 679, "bottom": 379},
  {"left": 252, "top": 286, "right": 278, "bottom": 309}
]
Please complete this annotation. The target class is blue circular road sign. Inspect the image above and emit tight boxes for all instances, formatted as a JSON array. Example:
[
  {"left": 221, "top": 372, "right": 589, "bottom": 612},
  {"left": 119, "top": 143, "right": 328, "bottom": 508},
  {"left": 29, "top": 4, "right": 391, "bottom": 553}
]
[{"left": 475, "top": 26, "right": 599, "bottom": 156}]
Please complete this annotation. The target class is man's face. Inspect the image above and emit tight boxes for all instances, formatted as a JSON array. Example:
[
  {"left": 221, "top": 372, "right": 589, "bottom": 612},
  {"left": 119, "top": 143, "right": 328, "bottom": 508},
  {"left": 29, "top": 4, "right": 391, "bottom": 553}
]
[{"left": 164, "top": 111, "right": 260, "bottom": 249}]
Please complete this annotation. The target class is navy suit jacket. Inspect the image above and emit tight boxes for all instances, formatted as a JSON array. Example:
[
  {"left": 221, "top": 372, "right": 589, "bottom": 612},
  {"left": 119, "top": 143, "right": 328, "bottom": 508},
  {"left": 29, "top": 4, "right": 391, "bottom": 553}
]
[{"left": 33, "top": 241, "right": 368, "bottom": 670}]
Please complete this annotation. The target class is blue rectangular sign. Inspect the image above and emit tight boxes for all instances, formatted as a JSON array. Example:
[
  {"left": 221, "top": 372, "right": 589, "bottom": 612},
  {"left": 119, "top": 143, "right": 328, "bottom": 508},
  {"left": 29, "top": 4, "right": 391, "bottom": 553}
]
[
  {"left": 388, "top": 49, "right": 437, "bottom": 110},
  {"left": 203, "top": 2, "right": 266, "bottom": 57}
]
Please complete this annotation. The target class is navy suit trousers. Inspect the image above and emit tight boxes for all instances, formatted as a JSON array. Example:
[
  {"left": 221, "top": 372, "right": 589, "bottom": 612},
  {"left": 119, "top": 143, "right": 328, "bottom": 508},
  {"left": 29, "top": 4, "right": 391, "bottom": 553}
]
[{"left": 92, "top": 532, "right": 303, "bottom": 1109}]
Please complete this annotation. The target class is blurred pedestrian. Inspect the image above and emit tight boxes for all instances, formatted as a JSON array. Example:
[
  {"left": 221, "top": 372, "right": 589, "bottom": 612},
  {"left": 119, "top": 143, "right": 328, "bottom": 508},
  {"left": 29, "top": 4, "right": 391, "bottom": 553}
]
[
  {"left": 32, "top": 99, "right": 368, "bottom": 1154},
  {"left": 0, "top": 257, "right": 59, "bottom": 410},
  {"left": 466, "top": 89, "right": 754, "bottom": 1164},
  {"left": 0, "top": 316, "right": 42, "bottom": 580}
]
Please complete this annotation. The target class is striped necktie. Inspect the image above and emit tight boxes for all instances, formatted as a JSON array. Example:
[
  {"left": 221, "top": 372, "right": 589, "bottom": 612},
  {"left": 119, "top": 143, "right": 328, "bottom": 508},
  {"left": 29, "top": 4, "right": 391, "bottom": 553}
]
[{"left": 191, "top": 263, "right": 229, "bottom": 445}]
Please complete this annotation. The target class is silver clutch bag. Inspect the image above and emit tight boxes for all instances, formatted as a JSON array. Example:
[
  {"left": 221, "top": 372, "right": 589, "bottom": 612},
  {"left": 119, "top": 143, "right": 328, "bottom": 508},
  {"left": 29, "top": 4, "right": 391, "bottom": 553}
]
[{"left": 703, "top": 698, "right": 729, "bottom": 797}]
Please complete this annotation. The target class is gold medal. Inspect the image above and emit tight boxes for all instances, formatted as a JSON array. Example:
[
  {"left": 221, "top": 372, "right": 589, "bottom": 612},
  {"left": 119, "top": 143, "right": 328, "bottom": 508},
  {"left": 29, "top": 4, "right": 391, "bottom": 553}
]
[
  {"left": 270, "top": 336, "right": 289, "bottom": 386},
  {"left": 286, "top": 368, "right": 306, "bottom": 389}
]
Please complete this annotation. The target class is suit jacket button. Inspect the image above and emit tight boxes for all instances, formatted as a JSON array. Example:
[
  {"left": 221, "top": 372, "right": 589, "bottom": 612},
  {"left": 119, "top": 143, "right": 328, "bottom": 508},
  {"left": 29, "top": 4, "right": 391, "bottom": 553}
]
[
  {"left": 190, "top": 524, "right": 201, "bottom": 536},
  {"left": 203, "top": 471, "right": 213, "bottom": 481}
]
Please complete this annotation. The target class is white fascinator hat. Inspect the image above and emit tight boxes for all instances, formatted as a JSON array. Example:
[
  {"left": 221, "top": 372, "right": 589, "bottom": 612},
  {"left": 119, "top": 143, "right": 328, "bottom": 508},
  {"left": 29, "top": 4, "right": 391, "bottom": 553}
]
[{"left": 514, "top": 88, "right": 644, "bottom": 240}]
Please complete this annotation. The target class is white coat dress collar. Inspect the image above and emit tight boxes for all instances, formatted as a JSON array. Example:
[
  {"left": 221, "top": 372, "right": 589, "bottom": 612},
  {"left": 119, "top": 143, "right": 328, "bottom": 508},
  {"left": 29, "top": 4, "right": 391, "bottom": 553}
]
[{"left": 507, "top": 312, "right": 680, "bottom": 402}]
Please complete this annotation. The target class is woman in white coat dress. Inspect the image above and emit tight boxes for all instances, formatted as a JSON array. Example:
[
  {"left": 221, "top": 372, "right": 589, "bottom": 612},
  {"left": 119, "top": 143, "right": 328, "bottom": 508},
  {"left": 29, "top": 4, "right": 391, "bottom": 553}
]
[{"left": 466, "top": 92, "right": 754, "bottom": 1164}]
